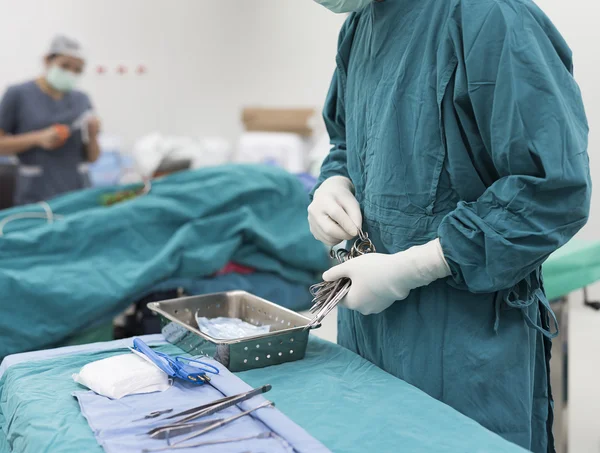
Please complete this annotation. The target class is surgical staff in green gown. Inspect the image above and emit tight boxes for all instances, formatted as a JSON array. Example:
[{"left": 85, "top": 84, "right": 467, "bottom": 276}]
[{"left": 308, "top": 0, "right": 591, "bottom": 451}]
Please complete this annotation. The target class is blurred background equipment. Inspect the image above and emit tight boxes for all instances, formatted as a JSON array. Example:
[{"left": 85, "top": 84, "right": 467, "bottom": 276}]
[{"left": 0, "top": 157, "right": 17, "bottom": 209}]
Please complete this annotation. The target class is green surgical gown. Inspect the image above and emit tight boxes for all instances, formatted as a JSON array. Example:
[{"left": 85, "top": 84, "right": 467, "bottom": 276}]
[{"left": 315, "top": 0, "right": 591, "bottom": 451}]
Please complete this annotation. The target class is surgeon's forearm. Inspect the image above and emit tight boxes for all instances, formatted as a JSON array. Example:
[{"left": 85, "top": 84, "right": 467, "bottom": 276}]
[
  {"left": 0, "top": 131, "right": 41, "bottom": 155},
  {"left": 85, "top": 136, "right": 101, "bottom": 163}
]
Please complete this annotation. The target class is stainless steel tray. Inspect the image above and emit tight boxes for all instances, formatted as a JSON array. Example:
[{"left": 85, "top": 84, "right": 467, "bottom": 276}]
[{"left": 147, "top": 291, "right": 316, "bottom": 372}]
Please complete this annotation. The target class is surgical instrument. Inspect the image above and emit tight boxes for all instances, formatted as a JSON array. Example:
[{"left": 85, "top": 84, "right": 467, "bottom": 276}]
[
  {"left": 146, "top": 385, "right": 272, "bottom": 439},
  {"left": 306, "top": 229, "right": 376, "bottom": 329},
  {"left": 160, "top": 385, "right": 272, "bottom": 426},
  {"left": 141, "top": 432, "right": 274, "bottom": 453},
  {"left": 145, "top": 418, "right": 224, "bottom": 439},
  {"left": 131, "top": 338, "right": 219, "bottom": 385},
  {"left": 170, "top": 401, "right": 275, "bottom": 447},
  {"left": 133, "top": 409, "right": 174, "bottom": 422}
]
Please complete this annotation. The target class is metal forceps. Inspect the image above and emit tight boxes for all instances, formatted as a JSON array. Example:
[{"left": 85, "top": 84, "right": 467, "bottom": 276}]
[
  {"left": 146, "top": 385, "right": 272, "bottom": 439},
  {"left": 306, "top": 228, "right": 376, "bottom": 328},
  {"left": 146, "top": 418, "right": 225, "bottom": 440},
  {"left": 169, "top": 401, "right": 274, "bottom": 447}
]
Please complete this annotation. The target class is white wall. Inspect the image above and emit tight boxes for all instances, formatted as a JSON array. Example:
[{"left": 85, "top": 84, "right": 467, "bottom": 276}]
[
  {"left": 0, "top": 0, "right": 345, "bottom": 148},
  {"left": 531, "top": 5, "right": 600, "bottom": 451},
  {"left": 534, "top": 0, "right": 600, "bottom": 242}
]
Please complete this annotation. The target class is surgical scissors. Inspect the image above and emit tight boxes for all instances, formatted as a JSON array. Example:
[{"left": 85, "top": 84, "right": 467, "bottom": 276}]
[{"left": 306, "top": 228, "right": 376, "bottom": 329}]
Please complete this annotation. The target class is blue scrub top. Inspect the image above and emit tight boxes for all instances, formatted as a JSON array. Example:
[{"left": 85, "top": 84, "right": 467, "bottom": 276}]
[{"left": 0, "top": 80, "right": 92, "bottom": 205}]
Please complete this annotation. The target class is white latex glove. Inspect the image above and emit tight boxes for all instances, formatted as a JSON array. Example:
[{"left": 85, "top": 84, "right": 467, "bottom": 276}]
[
  {"left": 323, "top": 239, "right": 451, "bottom": 315},
  {"left": 308, "top": 176, "right": 362, "bottom": 246}
]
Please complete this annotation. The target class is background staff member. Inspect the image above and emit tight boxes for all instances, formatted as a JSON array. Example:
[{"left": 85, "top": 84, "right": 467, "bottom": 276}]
[{"left": 0, "top": 35, "right": 101, "bottom": 206}]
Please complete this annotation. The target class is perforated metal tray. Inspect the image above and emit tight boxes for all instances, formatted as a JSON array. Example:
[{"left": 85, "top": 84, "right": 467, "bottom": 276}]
[{"left": 147, "top": 291, "right": 316, "bottom": 372}]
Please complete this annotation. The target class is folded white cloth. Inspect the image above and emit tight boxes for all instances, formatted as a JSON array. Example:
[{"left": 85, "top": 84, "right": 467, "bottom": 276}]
[{"left": 73, "top": 353, "right": 170, "bottom": 399}]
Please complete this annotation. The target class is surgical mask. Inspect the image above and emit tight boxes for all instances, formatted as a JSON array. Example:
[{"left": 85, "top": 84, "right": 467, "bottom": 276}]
[
  {"left": 46, "top": 65, "right": 79, "bottom": 92},
  {"left": 314, "top": 0, "right": 372, "bottom": 13}
]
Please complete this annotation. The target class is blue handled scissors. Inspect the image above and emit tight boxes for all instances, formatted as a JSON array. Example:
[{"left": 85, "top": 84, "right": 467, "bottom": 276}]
[{"left": 132, "top": 338, "right": 219, "bottom": 385}]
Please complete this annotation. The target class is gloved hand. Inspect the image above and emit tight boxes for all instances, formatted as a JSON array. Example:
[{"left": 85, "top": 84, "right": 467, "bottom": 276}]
[
  {"left": 323, "top": 239, "right": 451, "bottom": 315},
  {"left": 308, "top": 176, "right": 362, "bottom": 246}
]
